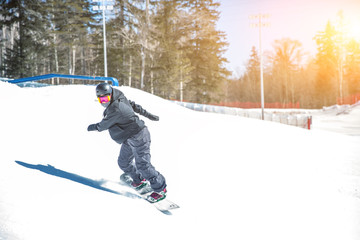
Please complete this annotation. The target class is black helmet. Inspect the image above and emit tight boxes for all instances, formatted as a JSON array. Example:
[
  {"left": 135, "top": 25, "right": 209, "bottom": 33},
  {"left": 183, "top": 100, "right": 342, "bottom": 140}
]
[
  {"left": 96, "top": 82, "right": 112, "bottom": 97},
  {"left": 96, "top": 83, "right": 112, "bottom": 108}
]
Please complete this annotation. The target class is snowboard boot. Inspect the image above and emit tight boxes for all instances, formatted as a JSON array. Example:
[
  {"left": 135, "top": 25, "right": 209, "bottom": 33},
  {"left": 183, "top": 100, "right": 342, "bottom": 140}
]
[
  {"left": 131, "top": 179, "right": 148, "bottom": 191},
  {"left": 147, "top": 188, "right": 167, "bottom": 203}
]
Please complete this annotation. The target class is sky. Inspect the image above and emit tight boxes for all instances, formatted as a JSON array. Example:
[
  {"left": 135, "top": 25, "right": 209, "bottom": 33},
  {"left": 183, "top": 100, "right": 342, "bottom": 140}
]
[
  {"left": 216, "top": 0, "right": 360, "bottom": 77},
  {"left": 0, "top": 81, "right": 359, "bottom": 239}
]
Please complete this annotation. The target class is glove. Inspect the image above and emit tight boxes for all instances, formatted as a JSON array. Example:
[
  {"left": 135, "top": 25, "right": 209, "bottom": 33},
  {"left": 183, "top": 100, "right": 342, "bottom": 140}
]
[
  {"left": 87, "top": 124, "right": 99, "bottom": 131},
  {"left": 147, "top": 113, "right": 159, "bottom": 121}
]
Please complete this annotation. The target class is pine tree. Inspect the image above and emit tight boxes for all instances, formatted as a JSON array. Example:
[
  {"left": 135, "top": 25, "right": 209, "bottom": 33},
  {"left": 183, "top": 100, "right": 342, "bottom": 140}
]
[
  {"left": 244, "top": 46, "right": 260, "bottom": 102},
  {"left": 182, "top": 0, "right": 230, "bottom": 103},
  {"left": 48, "top": 0, "right": 98, "bottom": 76},
  {"left": 150, "top": 0, "right": 192, "bottom": 99},
  {"left": 314, "top": 21, "right": 339, "bottom": 106},
  {"left": 1, "top": 0, "right": 49, "bottom": 78},
  {"left": 344, "top": 39, "right": 360, "bottom": 95},
  {"left": 107, "top": 0, "right": 129, "bottom": 85},
  {"left": 271, "top": 38, "right": 304, "bottom": 104},
  {"left": 104, "top": 0, "right": 150, "bottom": 87}
]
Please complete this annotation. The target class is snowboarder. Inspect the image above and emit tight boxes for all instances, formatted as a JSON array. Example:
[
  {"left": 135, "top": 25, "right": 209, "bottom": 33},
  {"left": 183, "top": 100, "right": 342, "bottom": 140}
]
[{"left": 87, "top": 82, "right": 167, "bottom": 202}]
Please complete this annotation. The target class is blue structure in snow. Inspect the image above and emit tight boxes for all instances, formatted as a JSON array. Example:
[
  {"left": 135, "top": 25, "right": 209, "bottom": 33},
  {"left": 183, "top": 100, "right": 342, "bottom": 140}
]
[{"left": 7, "top": 73, "right": 119, "bottom": 86}]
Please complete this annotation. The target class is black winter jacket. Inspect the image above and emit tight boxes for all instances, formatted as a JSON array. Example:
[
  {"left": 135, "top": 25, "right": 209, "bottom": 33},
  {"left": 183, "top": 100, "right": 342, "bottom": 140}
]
[{"left": 96, "top": 88, "right": 152, "bottom": 144}]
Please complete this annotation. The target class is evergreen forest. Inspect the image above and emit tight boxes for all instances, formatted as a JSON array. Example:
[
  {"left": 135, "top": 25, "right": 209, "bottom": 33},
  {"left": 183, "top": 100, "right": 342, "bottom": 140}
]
[
  {"left": 1, "top": 1, "right": 359, "bottom": 108},
  {"left": 226, "top": 12, "right": 360, "bottom": 108}
]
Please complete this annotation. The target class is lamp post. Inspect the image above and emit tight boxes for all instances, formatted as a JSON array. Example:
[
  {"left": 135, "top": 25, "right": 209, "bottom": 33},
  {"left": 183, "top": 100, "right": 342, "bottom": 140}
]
[
  {"left": 93, "top": 0, "right": 114, "bottom": 77},
  {"left": 250, "top": 14, "right": 270, "bottom": 120}
]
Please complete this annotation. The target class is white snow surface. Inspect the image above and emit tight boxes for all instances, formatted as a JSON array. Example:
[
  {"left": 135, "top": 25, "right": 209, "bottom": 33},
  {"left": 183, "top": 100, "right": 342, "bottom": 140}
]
[{"left": 0, "top": 82, "right": 359, "bottom": 240}]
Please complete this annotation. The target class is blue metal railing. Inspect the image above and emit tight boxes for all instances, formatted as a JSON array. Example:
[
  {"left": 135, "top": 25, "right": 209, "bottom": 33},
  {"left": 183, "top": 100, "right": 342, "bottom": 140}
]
[{"left": 6, "top": 74, "right": 119, "bottom": 86}]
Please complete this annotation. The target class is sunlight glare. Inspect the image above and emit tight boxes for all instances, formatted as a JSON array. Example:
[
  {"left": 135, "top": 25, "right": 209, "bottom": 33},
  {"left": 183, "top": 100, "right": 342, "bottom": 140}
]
[{"left": 347, "top": 18, "right": 360, "bottom": 42}]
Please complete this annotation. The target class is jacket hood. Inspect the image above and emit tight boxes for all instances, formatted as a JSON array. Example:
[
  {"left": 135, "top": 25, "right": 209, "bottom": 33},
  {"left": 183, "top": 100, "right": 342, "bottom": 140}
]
[
  {"left": 111, "top": 88, "right": 125, "bottom": 102},
  {"left": 102, "top": 88, "right": 125, "bottom": 110}
]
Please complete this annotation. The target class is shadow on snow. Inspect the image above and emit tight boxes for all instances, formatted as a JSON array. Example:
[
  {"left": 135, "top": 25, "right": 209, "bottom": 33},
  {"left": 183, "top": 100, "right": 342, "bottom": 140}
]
[{"left": 14, "top": 160, "right": 140, "bottom": 200}]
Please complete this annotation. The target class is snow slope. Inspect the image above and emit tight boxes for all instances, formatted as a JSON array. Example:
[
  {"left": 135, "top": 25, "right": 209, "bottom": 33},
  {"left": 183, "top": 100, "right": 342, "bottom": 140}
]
[
  {"left": 0, "top": 82, "right": 359, "bottom": 240},
  {"left": 312, "top": 104, "right": 360, "bottom": 136}
]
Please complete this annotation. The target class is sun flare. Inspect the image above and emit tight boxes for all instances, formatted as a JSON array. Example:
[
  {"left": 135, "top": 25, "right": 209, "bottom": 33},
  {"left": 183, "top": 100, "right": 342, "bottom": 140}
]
[{"left": 346, "top": 17, "right": 360, "bottom": 42}]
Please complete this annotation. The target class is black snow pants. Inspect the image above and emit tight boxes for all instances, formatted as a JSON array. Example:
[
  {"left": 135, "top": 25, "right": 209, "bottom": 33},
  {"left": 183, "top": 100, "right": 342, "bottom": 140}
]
[{"left": 117, "top": 127, "right": 166, "bottom": 192}]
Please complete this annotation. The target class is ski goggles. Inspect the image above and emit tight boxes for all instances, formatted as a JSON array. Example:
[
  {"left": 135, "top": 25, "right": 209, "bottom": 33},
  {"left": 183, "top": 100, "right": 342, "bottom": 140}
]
[{"left": 97, "top": 95, "right": 111, "bottom": 104}]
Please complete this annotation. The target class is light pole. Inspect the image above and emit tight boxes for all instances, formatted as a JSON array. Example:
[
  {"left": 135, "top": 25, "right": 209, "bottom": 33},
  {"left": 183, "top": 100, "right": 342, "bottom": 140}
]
[
  {"left": 250, "top": 14, "right": 270, "bottom": 120},
  {"left": 93, "top": 0, "right": 114, "bottom": 77}
]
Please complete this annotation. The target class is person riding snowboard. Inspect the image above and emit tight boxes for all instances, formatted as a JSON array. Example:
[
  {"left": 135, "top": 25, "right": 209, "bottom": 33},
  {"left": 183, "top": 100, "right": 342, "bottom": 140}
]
[{"left": 87, "top": 82, "right": 167, "bottom": 202}]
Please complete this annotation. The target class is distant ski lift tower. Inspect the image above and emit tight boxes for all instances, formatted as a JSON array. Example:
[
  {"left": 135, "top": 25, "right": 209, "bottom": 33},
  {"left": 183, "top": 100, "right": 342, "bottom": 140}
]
[
  {"left": 250, "top": 14, "right": 270, "bottom": 120},
  {"left": 93, "top": 0, "right": 114, "bottom": 77}
]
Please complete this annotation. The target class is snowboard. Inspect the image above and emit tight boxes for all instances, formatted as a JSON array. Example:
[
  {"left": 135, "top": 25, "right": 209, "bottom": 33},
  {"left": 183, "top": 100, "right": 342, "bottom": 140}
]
[{"left": 119, "top": 173, "right": 180, "bottom": 214}]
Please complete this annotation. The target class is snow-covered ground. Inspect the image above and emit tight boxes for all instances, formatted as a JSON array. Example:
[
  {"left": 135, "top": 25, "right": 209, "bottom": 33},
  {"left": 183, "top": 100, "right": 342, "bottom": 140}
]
[
  {"left": 0, "top": 82, "right": 359, "bottom": 240},
  {"left": 312, "top": 103, "right": 360, "bottom": 136}
]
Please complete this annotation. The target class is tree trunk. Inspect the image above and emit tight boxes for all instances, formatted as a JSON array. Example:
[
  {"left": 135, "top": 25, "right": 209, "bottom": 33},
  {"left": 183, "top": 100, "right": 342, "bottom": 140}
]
[
  {"left": 53, "top": 33, "right": 59, "bottom": 84},
  {"left": 140, "top": 47, "right": 145, "bottom": 88},
  {"left": 81, "top": 46, "right": 85, "bottom": 75},
  {"left": 72, "top": 45, "right": 76, "bottom": 75},
  {"left": 1, "top": 25, "right": 5, "bottom": 76},
  {"left": 140, "top": 0, "right": 150, "bottom": 89},
  {"left": 128, "top": 55, "right": 132, "bottom": 87}
]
